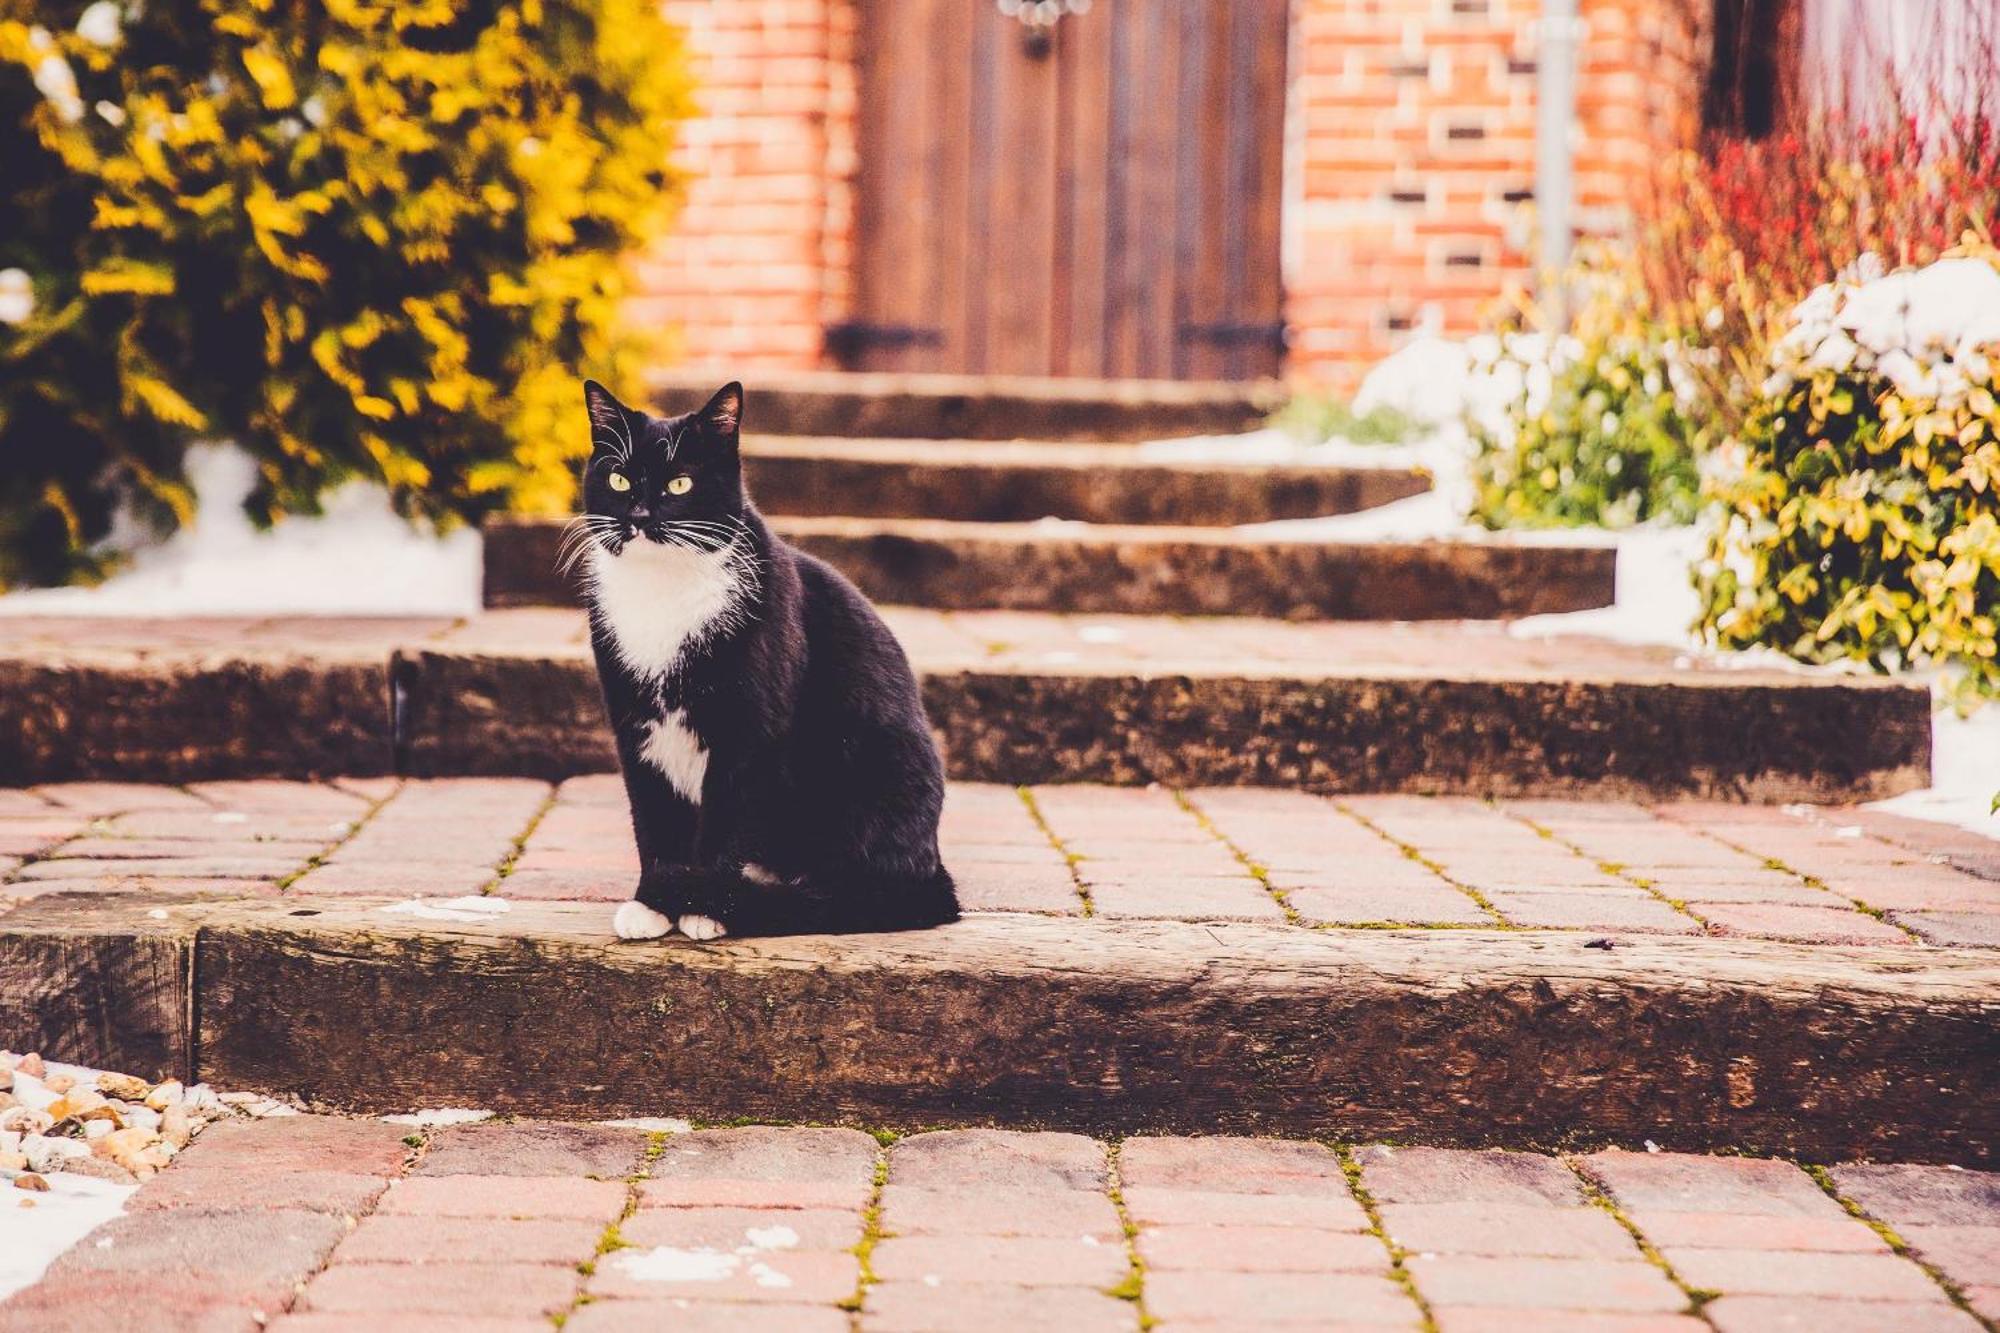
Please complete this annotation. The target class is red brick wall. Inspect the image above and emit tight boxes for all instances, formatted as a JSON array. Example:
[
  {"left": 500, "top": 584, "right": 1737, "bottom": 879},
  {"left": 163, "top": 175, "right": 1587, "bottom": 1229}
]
[
  {"left": 1287, "top": 0, "right": 1709, "bottom": 388},
  {"left": 640, "top": 0, "right": 1710, "bottom": 388},
  {"left": 629, "top": 0, "right": 856, "bottom": 373}
]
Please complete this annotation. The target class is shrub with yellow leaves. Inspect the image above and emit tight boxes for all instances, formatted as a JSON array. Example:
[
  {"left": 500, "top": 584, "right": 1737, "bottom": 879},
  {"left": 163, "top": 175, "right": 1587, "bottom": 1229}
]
[
  {"left": 0, "top": 0, "right": 689, "bottom": 585},
  {"left": 1697, "top": 245, "right": 2000, "bottom": 703}
]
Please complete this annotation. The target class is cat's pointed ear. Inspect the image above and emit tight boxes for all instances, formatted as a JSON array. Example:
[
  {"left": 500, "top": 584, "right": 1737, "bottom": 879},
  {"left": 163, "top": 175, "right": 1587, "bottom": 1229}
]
[
  {"left": 698, "top": 381, "right": 742, "bottom": 439},
  {"left": 583, "top": 379, "right": 631, "bottom": 453}
]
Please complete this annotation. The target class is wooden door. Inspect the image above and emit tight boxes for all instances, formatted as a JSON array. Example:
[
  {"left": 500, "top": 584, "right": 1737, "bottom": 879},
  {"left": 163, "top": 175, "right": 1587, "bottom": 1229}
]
[{"left": 841, "top": 0, "right": 1288, "bottom": 382}]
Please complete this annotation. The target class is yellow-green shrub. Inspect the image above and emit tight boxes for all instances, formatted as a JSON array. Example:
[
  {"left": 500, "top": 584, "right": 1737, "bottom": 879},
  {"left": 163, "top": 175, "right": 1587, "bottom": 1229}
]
[
  {"left": 1468, "top": 255, "right": 1709, "bottom": 531},
  {"left": 0, "top": 0, "right": 689, "bottom": 586},
  {"left": 1698, "top": 246, "right": 2000, "bottom": 703}
]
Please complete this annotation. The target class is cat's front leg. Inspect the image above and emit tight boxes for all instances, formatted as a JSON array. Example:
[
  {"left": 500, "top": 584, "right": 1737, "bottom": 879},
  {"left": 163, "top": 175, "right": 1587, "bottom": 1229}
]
[{"left": 612, "top": 729, "right": 700, "bottom": 939}]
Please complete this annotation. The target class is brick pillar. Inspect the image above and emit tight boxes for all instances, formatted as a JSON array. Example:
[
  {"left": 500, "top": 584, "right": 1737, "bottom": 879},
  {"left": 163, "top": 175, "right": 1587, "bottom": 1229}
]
[
  {"left": 1286, "top": 0, "right": 1708, "bottom": 389},
  {"left": 629, "top": 0, "right": 853, "bottom": 373}
]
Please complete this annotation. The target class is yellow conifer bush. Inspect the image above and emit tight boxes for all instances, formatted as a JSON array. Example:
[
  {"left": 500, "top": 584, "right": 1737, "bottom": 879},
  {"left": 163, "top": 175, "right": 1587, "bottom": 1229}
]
[{"left": 0, "top": 0, "right": 689, "bottom": 585}]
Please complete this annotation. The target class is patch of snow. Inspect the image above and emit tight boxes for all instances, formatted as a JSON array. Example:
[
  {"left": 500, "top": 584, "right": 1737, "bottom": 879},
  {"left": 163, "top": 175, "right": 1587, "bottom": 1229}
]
[
  {"left": 380, "top": 896, "right": 510, "bottom": 922},
  {"left": 747, "top": 1261, "right": 792, "bottom": 1289},
  {"left": 0, "top": 1174, "right": 136, "bottom": 1301},
  {"left": 1868, "top": 708, "right": 2000, "bottom": 840},
  {"left": 381, "top": 1108, "right": 494, "bottom": 1128},
  {"left": 612, "top": 1245, "right": 742, "bottom": 1284},
  {"left": 1507, "top": 526, "right": 1708, "bottom": 648},
  {"left": 742, "top": 1224, "right": 798, "bottom": 1252},
  {"left": 0, "top": 442, "right": 481, "bottom": 617}
]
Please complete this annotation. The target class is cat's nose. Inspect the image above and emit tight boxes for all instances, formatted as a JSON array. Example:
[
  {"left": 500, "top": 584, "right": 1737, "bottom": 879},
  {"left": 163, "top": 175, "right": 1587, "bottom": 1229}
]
[{"left": 627, "top": 503, "right": 651, "bottom": 522}]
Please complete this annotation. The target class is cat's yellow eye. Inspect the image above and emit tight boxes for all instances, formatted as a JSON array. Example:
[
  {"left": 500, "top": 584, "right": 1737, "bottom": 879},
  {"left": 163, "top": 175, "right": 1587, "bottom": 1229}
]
[
  {"left": 607, "top": 471, "right": 631, "bottom": 493},
  {"left": 667, "top": 475, "right": 694, "bottom": 495}
]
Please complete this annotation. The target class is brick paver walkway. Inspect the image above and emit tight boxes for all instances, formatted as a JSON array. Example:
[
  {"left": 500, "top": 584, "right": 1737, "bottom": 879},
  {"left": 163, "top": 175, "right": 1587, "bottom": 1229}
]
[
  {"left": 1, "top": 1117, "right": 1993, "bottom": 1331},
  {"left": 2, "top": 779, "right": 1995, "bottom": 947}
]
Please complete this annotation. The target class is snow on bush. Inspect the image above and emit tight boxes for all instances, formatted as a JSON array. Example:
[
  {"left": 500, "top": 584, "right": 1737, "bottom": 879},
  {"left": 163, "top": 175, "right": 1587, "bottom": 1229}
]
[{"left": 1698, "top": 248, "right": 2000, "bottom": 704}]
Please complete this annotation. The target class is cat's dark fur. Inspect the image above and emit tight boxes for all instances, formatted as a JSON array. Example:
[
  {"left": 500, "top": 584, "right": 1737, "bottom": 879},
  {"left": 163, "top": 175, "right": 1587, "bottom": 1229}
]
[{"left": 575, "top": 378, "right": 959, "bottom": 940}]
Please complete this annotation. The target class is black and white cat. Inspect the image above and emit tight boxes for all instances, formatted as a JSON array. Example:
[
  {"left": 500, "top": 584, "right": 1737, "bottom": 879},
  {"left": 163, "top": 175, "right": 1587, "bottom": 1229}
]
[{"left": 574, "top": 378, "right": 960, "bottom": 941}]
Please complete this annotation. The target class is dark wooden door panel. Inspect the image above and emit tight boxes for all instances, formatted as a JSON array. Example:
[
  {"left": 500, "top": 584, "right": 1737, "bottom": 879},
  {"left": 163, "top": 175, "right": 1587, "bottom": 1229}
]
[{"left": 850, "top": 0, "right": 1286, "bottom": 382}]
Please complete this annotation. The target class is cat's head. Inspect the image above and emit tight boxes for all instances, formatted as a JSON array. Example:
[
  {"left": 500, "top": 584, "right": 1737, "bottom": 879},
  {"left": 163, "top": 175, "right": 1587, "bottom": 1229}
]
[{"left": 579, "top": 379, "right": 744, "bottom": 556}]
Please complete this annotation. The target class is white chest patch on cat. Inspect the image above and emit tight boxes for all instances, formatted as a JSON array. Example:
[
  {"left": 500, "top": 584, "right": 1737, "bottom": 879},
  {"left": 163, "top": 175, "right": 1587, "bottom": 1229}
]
[
  {"left": 588, "top": 539, "right": 751, "bottom": 682},
  {"left": 640, "top": 711, "right": 708, "bottom": 802}
]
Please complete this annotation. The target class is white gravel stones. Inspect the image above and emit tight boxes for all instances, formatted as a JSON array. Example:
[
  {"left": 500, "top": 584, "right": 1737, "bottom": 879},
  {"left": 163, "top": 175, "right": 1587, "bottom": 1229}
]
[{"left": 0, "top": 1051, "right": 237, "bottom": 1189}]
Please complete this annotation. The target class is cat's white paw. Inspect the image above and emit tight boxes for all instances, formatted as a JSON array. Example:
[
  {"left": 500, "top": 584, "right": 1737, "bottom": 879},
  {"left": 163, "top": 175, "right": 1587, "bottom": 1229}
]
[
  {"left": 677, "top": 913, "right": 728, "bottom": 941},
  {"left": 614, "top": 901, "right": 674, "bottom": 940}
]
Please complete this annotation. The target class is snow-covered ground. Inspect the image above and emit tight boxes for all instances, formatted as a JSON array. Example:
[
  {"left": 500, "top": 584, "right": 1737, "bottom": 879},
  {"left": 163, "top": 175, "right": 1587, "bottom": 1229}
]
[
  {"left": 0, "top": 1173, "right": 134, "bottom": 1302},
  {"left": 0, "top": 443, "right": 481, "bottom": 618}
]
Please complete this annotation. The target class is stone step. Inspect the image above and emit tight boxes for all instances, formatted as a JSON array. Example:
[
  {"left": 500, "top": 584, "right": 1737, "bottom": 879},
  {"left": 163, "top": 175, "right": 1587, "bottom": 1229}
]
[
  {"left": 0, "top": 612, "right": 1931, "bottom": 801},
  {"left": 5, "top": 886, "right": 1996, "bottom": 1162},
  {"left": 736, "top": 435, "right": 1432, "bottom": 525},
  {"left": 649, "top": 366, "right": 1284, "bottom": 440},
  {"left": 483, "top": 516, "right": 1614, "bottom": 619}
]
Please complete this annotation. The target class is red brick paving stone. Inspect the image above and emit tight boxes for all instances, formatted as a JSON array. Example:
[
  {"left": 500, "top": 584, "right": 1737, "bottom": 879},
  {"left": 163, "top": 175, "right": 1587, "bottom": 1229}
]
[
  {"left": 566, "top": 1303, "right": 852, "bottom": 1333},
  {"left": 182, "top": 1114, "right": 415, "bottom": 1176},
  {"left": 332, "top": 1214, "right": 604, "bottom": 1266},
  {"left": 1827, "top": 1163, "right": 2000, "bottom": 1315},
  {"left": 0, "top": 817, "right": 88, "bottom": 855},
  {"left": 1119, "top": 1136, "right": 1349, "bottom": 1193},
  {"left": 0, "top": 1272, "right": 277, "bottom": 1333},
  {"left": 0, "top": 789, "right": 53, "bottom": 814},
  {"left": 1121, "top": 1187, "right": 1369, "bottom": 1231},
  {"left": 1702, "top": 1296, "right": 1983, "bottom": 1332},
  {"left": 13, "top": 854, "right": 305, "bottom": 879},
  {"left": 1145, "top": 1271, "right": 1420, "bottom": 1326},
  {"left": 1355, "top": 1146, "right": 1587, "bottom": 1208},
  {"left": 327, "top": 779, "right": 548, "bottom": 867},
  {"left": 940, "top": 841, "right": 1071, "bottom": 866},
  {"left": 1693, "top": 901, "right": 1914, "bottom": 944},
  {"left": 186, "top": 780, "right": 372, "bottom": 814},
  {"left": 498, "top": 867, "right": 630, "bottom": 900},
  {"left": 1645, "top": 880, "right": 1835, "bottom": 905},
  {"left": 586, "top": 1246, "right": 859, "bottom": 1302},
  {"left": 861, "top": 1281, "right": 1139, "bottom": 1333},
  {"left": 290, "top": 860, "right": 497, "bottom": 896},
  {"left": 879, "top": 1185, "right": 1124, "bottom": 1238},
  {"left": 1896, "top": 910, "right": 2000, "bottom": 946},
  {"left": 1662, "top": 1248, "right": 1948, "bottom": 1302},
  {"left": 272, "top": 1318, "right": 552, "bottom": 1333},
  {"left": 1483, "top": 891, "right": 1700, "bottom": 933},
  {"left": 1283, "top": 882, "right": 1494, "bottom": 926},
  {"left": 951, "top": 861, "right": 1082, "bottom": 913},
  {"left": 1405, "top": 1256, "right": 1686, "bottom": 1313},
  {"left": 105, "top": 808, "right": 357, "bottom": 842},
  {"left": 639, "top": 1178, "right": 873, "bottom": 1211},
  {"left": 34, "top": 781, "right": 213, "bottom": 813},
  {"left": 1086, "top": 877, "right": 1287, "bottom": 920},
  {"left": 620, "top": 1206, "right": 863, "bottom": 1251},
  {"left": 39, "top": 1206, "right": 349, "bottom": 1305},
  {"left": 298, "top": 1262, "right": 581, "bottom": 1316},
  {"left": 1378, "top": 1202, "right": 1639, "bottom": 1259},
  {"left": 647, "top": 1126, "right": 879, "bottom": 1187},
  {"left": 412, "top": 1122, "right": 649, "bottom": 1178},
  {"left": 3, "top": 875, "right": 282, "bottom": 900},
  {"left": 1899, "top": 1226, "right": 2000, "bottom": 1277},
  {"left": 1138, "top": 1224, "right": 1388, "bottom": 1273},
  {"left": 1628, "top": 1212, "right": 1890, "bottom": 1253},
  {"left": 376, "top": 1174, "right": 628, "bottom": 1219},
  {"left": 52, "top": 835, "right": 330, "bottom": 859},
  {"left": 1583, "top": 1150, "right": 1842, "bottom": 1217},
  {"left": 891, "top": 1127, "right": 1106, "bottom": 1190},
  {"left": 129, "top": 1167, "right": 390, "bottom": 1217},
  {"left": 1434, "top": 1314, "right": 1706, "bottom": 1333},
  {"left": 871, "top": 1234, "right": 1128, "bottom": 1287}
]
